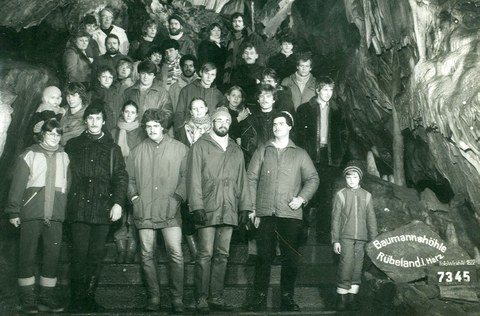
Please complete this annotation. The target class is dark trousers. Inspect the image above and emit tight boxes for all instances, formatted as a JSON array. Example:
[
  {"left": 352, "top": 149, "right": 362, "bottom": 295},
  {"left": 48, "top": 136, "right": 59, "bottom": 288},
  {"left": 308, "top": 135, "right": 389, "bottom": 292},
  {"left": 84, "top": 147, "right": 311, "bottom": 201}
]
[
  {"left": 18, "top": 220, "right": 63, "bottom": 279},
  {"left": 70, "top": 222, "right": 110, "bottom": 281},
  {"left": 254, "top": 216, "right": 302, "bottom": 295}
]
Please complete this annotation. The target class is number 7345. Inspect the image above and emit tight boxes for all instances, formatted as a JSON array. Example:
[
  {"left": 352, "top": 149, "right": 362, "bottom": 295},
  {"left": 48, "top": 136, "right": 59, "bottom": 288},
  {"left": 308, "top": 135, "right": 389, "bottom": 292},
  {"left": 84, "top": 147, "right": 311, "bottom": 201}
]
[{"left": 437, "top": 271, "right": 470, "bottom": 283}]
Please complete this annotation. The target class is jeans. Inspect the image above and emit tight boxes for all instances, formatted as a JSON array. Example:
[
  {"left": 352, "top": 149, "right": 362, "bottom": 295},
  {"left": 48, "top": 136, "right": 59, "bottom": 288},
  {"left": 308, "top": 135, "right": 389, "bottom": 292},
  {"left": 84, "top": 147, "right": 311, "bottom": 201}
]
[
  {"left": 337, "top": 239, "right": 366, "bottom": 290},
  {"left": 254, "top": 216, "right": 302, "bottom": 295},
  {"left": 139, "top": 227, "right": 184, "bottom": 300},
  {"left": 18, "top": 220, "right": 62, "bottom": 279},
  {"left": 194, "top": 225, "right": 233, "bottom": 300},
  {"left": 70, "top": 222, "right": 110, "bottom": 280}
]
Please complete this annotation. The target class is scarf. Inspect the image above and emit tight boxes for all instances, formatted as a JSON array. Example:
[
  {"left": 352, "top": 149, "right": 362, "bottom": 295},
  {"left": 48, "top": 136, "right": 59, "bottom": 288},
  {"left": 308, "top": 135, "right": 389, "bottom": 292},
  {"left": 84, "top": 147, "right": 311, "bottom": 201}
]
[
  {"left": 295, "top": 72, "right": 311, "bottom": 94},
  {"left": 40, "top": 142, "right": 59, "bottom": 153},
  {"left": 116, "top": 119, "right": 140, "bottom": 158},
  {"left": 185, "top": 115, "right": 212, "bottom": 145},
  {"left": 169, "top": 32, "right": 184, "bottom": 41}
]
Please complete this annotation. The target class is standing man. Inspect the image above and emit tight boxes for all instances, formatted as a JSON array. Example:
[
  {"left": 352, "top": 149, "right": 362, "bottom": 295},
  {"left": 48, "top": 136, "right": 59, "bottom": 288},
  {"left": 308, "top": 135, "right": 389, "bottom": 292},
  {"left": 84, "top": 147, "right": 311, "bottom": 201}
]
[
  {"left": 169, "top": 54, "right": 199, "bottom": 112},
  {"left": 294, "top": 76, "right": 349, "bottom": 242},
  {"left": 247, "top": 111, "right": 319, "bottom": 311},
  {"left": 281, "top": 53, "right": 317, "bottom": 111},
  {"left": 126, "top": 109, "right": 188, "bottom": 313},
  {"left": 187, "top": 107, "right": 252, "bottom": 314},
  {"left": 92, "top": 34, "right": 127, "bottom": 78},
  {"left": 65, "top": 104, "right": 128, "bottom": 313},
  {"left": 168, "top": 14, "right": 197, "bottom": 57},
  {"left": 93, "top": 7, "right": 129, "bottom": 55},
  {"left": 159, "top": 39, "right": 183, "bottom": 90}
]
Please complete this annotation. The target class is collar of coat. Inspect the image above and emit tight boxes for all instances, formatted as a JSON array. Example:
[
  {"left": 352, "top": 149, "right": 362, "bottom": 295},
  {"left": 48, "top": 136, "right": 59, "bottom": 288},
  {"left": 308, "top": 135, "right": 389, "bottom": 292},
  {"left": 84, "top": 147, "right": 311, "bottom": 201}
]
[{"left": 264, "top": 139, "right": 298, "bottom": 150}]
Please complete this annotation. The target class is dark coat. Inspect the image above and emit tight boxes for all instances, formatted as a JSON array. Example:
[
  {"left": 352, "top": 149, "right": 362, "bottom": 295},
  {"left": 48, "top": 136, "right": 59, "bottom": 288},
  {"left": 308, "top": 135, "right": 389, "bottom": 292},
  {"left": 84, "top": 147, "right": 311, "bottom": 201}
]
[
  {"left": 63, "top": 45, "right": 93, "bottom": 84},
  {"left": 267, "top": 52, "right": 297, "bottom": 81},
  {"left": 198, "top": 39, "right": 227, "bottom": 88},
  {"left": 230, "top": 63, "right": 265, "bottom": 108},
  {"left": 65, "top": 131, "right": 128, "bottom": 224}
]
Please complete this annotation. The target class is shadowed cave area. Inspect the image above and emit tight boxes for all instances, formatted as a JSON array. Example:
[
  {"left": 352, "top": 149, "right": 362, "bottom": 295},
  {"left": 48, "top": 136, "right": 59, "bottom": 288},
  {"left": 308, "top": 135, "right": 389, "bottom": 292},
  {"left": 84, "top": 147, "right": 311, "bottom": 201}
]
[{"left": 1, "top": 0, "right": 480, "bottom": 315}]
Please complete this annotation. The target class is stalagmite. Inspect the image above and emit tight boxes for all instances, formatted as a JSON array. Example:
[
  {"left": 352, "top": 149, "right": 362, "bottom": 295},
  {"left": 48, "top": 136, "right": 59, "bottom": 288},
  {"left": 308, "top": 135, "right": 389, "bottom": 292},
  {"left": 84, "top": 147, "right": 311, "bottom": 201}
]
[
  {"left": 0, "top": 89, "right": 16, "bottom": 158},
  {"left": 445, "top": 222, "right": 459, "bottom": 247},
  {"left": 474, "top": 247, "right": 480, "bottom": 266},
  {"left": 366, "top": 150, "right": 380, "bottom": 177}
]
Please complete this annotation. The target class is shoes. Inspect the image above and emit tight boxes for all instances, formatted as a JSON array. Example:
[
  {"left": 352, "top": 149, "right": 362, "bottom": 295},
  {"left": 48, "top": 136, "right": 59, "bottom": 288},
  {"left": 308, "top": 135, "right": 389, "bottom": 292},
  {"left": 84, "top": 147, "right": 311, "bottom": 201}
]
[
  {"left": 196, "top": 297, "right": 210, "bottom": 314},
  {"left": 172, "top": 298, "right": 184, "bottom": 314},
  {"left": 247, "top": 291, "right": 267, "bottom": 311},
  {"left": 336, "top": 293, "right": 348, "bottom": 311},
  {"left": 348, "top": 293, "right": 360, "bottom": 310},
  {"left": 19, "top": 285, "right": 38, "bottom": 314},
  {"left": 144, "top": 297, "right": 160, "bottom": 311},
  {"left": 281, "top": 293, "right": 300, "bottom": 311},
  {"left": 208, "top": 297, "right": 234, "bottom": 311},
  {"left": 38, "top": 286, "right": 64, "bottom": 312}
]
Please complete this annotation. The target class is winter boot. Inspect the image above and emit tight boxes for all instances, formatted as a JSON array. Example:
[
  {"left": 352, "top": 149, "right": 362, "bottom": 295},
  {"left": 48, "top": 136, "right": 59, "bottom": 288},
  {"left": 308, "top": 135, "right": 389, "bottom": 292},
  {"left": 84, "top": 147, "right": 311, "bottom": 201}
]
[
  {"left": 185, "top": 235, "right": 197, "bottom": 262},
  {"left": 125, "top": 238, "right": 137, "bottom": 263},
  {"left": 85, "top": 276, "right": 105, "bottom": 312},
  {"left": 115, "top": 239, "right": 127, "bottom": 263},
  {"left": 18, "top": 284, "right": 38, "bottom": 314}
]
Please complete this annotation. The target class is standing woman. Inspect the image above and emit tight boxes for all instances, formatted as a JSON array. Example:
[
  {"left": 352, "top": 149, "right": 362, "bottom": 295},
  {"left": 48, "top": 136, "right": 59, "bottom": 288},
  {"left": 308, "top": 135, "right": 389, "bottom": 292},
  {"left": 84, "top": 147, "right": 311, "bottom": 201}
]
[
  {"left": 129, "top": 19, "right": 162, "bottom": 61},
  {"left": 111, "top": 101, "right": 146, "bottom": 263},
  {"left": 90, "top": 65, "right": 118, "bottom": 132},
  {"left": 218, "top": 85, "right": 250, "bottom": 141},
  {"left": 63, "top": 30, "right": 93, "bottom": 87},
  {"left": 6, "top": 119, "right": 70, "bottom": 314},
  {"left": 79, "top": 14, "right": 101, "bottom": 59},
  {"left": 198, "top": 23, "right": 227, "bottom": 90}
]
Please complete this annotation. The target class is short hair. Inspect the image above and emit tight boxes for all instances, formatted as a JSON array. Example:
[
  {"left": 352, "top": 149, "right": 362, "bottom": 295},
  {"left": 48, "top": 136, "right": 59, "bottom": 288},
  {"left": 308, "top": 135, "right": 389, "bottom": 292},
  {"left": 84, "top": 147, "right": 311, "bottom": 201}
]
[
  {"left": 200, "top": 62, "right": 217, "bottom": 73},
  {"left": 316, "top": 76, "right": 335, "bottom": 90},
  {"left": 81, "top": 14, "right": 97, "bottom": 26},
  {"left": 207, "top": 22, "right": 222, "bottom": 35},
  {"left": 279, "top": 33, "right": 295, "bottom": 45},
  {"left": 188, "top": 97, "right": 208, "bottom": 112},
  {"left": 231, "top": 12, "right": 245, "bottom": 23},
  {"left": 256, "top": 84, "right": 277, "bottom": 101},
  {"left": 121, "top": 100, "right": 139, "bottom": 112},
  {"left": 64, "top": 82, "right": 87, "bottom": 103},
  {"left": 162, "top": 39, "right": 180, "bottom": 51},
  {"left": 180, "top": 54, "right": 197, "bottom": 68},
  {"left": 105, "top": 33, "right": 120, "bottom": 46},
  {"left": 142, "top": 19, "right": 158, "bottom": 35},
  {"left": 147, "top": 46, "right": 163, "bottom": 58},
  {"left": 137, "top": 60, "right": 157, "bottom": 74},
  {"left": 100, "top": 7, "right": 115, "bottom": 18},
  {"left": 141, "top": 109, "right": 171, "bottom": 131},
  {"left": 261, "top": 68, "right": 280, "bottom": 84},
  {"left": 273, "top": 111, "right": 294, "bottom": 127},
  {"left": 84, "top": 100, "right": 107, "bottom": 121},
  {"left": 97, "top": 65, "right": 116, "bottom": 80},
  {"left": 116, "top": 57, "right": 134, "bottom": 70},
  {"left": 242, "top": 42, "right": 257, "bottom": 53},
  {"left": 296, "top": 52, "right": 313, "bottom": 67},
  {"left": 37, "top": 118, "right": 63, "bottom": 143}
]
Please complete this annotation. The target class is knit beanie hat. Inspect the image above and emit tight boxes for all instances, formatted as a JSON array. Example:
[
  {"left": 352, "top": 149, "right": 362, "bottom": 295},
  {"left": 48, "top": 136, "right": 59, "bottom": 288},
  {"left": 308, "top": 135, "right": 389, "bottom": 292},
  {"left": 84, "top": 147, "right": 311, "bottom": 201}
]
[
  {"left": 343, "top": 160, "right": 364, "bottom": 180},
  {"left": 211, "top": 107, "right": 232, "bottom": 122}
]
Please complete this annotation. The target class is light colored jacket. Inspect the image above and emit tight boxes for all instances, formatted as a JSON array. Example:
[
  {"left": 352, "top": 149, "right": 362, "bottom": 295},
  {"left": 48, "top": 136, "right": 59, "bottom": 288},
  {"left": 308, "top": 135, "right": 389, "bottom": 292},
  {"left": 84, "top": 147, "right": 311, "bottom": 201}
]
[
  {"left": 281, "top": 73, "right": 317, "bottom": 111},
  {"left": 93, "top": 25, "right": 130, "bottom": 55}
]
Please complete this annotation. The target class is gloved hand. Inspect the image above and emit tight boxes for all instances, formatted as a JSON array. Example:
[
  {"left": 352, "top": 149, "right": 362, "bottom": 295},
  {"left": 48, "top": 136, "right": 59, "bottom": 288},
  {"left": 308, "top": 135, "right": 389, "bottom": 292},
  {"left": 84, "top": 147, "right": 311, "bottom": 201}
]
[
  {"left": 193, "top": 209, "right": 207, "bottom": 225},
  {"left": 238, "top": 210, "right": 250, "bottom": 227}
]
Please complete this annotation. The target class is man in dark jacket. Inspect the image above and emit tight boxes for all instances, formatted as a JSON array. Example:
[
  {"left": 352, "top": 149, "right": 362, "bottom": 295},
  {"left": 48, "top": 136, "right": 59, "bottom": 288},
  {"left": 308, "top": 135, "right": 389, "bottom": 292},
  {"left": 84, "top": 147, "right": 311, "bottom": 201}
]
[
  {"left": 91, "top": 34, "right": 126, "bottom": 79},
  {"left": 187, "top": 107, "right": 252, "bottom": 314},
  {"left": 294, "top": 76, "right": 349, "bottom": 242},
  {"left": 65, "top": 103, "right": 128, "bottom": 313}
]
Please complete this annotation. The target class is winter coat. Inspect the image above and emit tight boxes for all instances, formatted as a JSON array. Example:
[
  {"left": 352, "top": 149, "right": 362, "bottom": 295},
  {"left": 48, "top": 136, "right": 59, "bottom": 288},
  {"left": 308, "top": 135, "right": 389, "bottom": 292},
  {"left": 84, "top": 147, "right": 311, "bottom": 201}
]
[
  {"left": 230, "top": 63, "right": 265, "bottom": 108},
  {"left": 240, "top": 110, "right": 278, "bottom": 165},
  {"left": 187, "top": 133, "right": 252, "bottom": 227},
  {"left": 247, "top": 140, "right": 319, "bottom": 220},
  {"left": 294, "top": 96, "right": 348, "bottom": 167},
  {"left": 110, "top": 125, "right": 146, "bottom": 155},
  {"left": 176, "top": 34, "right": 197, "bottom": 57},
  {"left": 267, "top": 52, "right": 297, "bottom": 81},
  {"left": 126, "top": 136, "right": 188, "bottom": 229},
  {"left": 5, "top": 144, "right": 70, "bottom": 223},
  {"left": 281, "top": 73, "right": 317, "bottom": 111},
  {"left": 92, "top": 26, "right": 130, "bottom": 55},
  {"left": 198, "top": 39, "right": 227, "bottom": 88},
  {"left": 274, "top": 86, "right": 295, "bottom": 114},
  {"left": 331, "top": 187, "right": 378, "bottom": 243},
  {"left": 65, "top": 131, "right": 128, "bottom": 224},
  {"left": 60, "top": 105, "right": 87, "bottom": 146},
  {"left": 63, "top": 45, "right": 93, "bottom": 84},
  {"left": 91, "top": 53, "right": 127, "bottom": 79},
  {"left": 123, "top": 80, "right": 173, "bottom": 117},
  {"left": 174, "top": 79, "right": 223, "bottom": 129}
]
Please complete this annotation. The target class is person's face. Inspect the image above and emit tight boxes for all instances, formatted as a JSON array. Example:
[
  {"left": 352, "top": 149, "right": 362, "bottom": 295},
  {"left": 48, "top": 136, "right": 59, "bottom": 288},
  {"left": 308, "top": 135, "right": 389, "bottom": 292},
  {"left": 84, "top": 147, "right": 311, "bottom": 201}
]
[
  {"left": 297, "top": 60, "right": 312, "bottom": 76},
  {"left": 98, "top": 71, "right": 114, "bottom": 88},
  {"left": 106, "top": 38, "right": 119, "bottom": 55},
  {"left": 316, "top": 84, "right": 334, "bottom": 103},
  {"left": 200, "top": 69, "right": 217, "bottom": 87},
  {"left": 145, "top": 25, "right": 157, "bottom": 38},
  {"left": 43, "top": 128, "right": 62, "bottom": 147},
  {"left": 345, "top": 171, "right": 360, "bottom": 189},
  {"left": 86, "top": 113, "right": 105, "bottom": 134},
  {"left": 212, "top": 117, "right": 231, "bottom": 137},
  {"left": 165, "top": 48, "right": 179, "bottom": 62},
  {"left": 75, "top": 36, "right": 89, "bottom": 51},
  {"left": 226, "top": 89, "right": 242, "bottom": 107},
  {"left": 100, "top": 11, "right": 114, "bottom": 29},
  {"left": 190, "top": 100, "right": 208, "bottom": 119},
  {"left": 258, "top": 91, "right": 275, "bottom": 112},
  {"left": 273, "top": 117, "right": 291, "bottom": 139},
  {"left": 210, "top": 26, "right": 221, "bottom": 38},
  {"left": 145, "top": 121, "right": 164, "bottom": 142},
  {"left": 66, "top": 93, "right": 82, "bottom": 108},
  {"left": 169, "top": 19, "right": 182, "bottom": 35},
  {"left": 182, "top": 60, "right": 196, "bottom": 77},
  {"left": 149, "top": 52, "right": 162, "bottom": 65},
  {"left": 85, "top": 23, "right": 97, "bottom": 35},
  {"left": 122, "top": 104, "right": 138, "bottom": 123},
  {"left": 117, "top": 63, "right": 132, "bottom": 79},
  {"left": 262, "top": 75, "right": 277, "bottom": 88},
  {"left": 281, "top": 42, "right": 293, "bottom": 54},
  {"left": 43, "top": 90, "right": 62, "bottom": 108},
  {"left": 242, "top": 47, "right": 258, "bottom": 64},
  {"left": 139, "top": 72, "right": 155, "bottom": 87},
  {"left": 232, "top": 17, "right": 244, "bottom": 32}
]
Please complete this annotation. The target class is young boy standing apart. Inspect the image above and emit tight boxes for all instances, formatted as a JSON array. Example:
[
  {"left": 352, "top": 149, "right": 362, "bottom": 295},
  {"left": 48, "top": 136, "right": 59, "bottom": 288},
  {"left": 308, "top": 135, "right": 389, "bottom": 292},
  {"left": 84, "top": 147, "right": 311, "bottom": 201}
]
[{"left": 331, "top": 161, "right": 377, "bottom": 311}]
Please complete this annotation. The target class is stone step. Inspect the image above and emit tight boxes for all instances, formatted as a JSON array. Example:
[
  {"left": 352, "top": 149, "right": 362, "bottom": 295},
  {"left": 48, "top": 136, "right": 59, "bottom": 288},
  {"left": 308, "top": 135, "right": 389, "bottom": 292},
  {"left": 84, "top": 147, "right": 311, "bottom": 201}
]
[
  {"left": 56, "top": 262, "right": 337, "bottom": 286},
  {"left": 60, "top": 242, "right": 336, "bottom": 265},
  {"left": 58, "top": 309, "right": 352, "bottom": 316}
]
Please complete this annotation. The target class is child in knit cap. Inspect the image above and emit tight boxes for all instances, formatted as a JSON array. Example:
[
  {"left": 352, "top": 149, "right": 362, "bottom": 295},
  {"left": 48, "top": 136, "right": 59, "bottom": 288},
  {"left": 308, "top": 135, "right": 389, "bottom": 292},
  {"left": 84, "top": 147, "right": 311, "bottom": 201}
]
[{"left": 331, "top": 161, "right": 377, "bottom": 311}]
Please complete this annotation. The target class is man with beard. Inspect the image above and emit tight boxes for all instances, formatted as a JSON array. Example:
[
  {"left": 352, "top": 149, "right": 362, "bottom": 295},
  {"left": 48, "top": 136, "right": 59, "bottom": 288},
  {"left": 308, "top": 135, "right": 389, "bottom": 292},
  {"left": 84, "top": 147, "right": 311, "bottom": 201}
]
[
  {"left": 92, "top": 34, "right": 127, "bottom": 79},
  {"left": 93, "top": 7, "right": 129, "bottom": 55},
  {"left": 168, "top": 15, "right": 197, "bottom": 57},
  {"left": 169, "top": 54, "right": 199, "bottom": 112},
  {"left": 174, "top": 62, "right": 223, "bottom": 131},
  {"left": 281, "top": 53, "right": 317, "bottom": 111},
  {"left": 187, "top": 107, "right": 252, "bottom": 314}
]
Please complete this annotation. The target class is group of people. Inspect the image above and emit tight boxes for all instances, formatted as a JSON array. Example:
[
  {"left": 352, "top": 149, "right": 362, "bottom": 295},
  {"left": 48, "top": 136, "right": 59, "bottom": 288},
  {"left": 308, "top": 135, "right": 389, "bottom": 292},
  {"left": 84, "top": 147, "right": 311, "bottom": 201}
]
[{"left": 6, "top": 6, "right": 378, "bottom": 315}]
